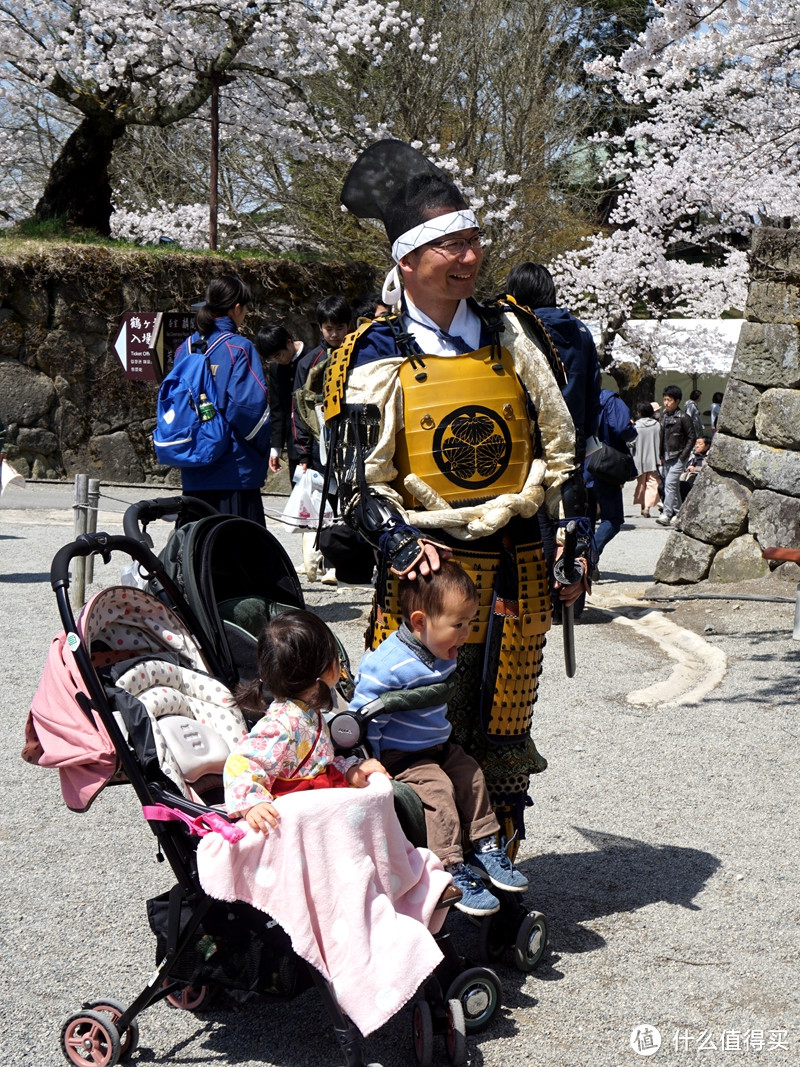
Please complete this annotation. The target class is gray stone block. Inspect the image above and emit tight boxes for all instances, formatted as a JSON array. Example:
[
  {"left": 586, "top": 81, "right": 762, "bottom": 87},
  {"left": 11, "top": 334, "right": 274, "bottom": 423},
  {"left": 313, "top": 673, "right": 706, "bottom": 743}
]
[
  {"left": 16, "top": 427, "right": 58, "bottom": 453},
  {"left": 709, "top": 433, "right": 800, "bottom": 497},
  {"left": 731, "top": 322, "right": 800, "bottom": 387},
  {"left": 653, "top": 532, "right": 716, "bottom": 584},
  {"left": 755, "top": 388, "right": 800, "bottom": 449},
  {"left": 678, "top": 466, "right": 750, "bottom": 546},
  {"left": 745, "top": 280, "right": 800, "bottom": 325},
  {"left": 716, "top": 378, "right": 760, "bottom": 438},
  {"left": 748, "top": 489, "right": 800, "bottom": 551},
  {"left": 708, "top": 534, "right": 769, "bottom": 582},
  {"left": 0, "top": 361, "right": 56, "bottom": 425},
  {"left": 87, "top": 431, "right": 145, "bottom": 483},
  {"left": 750, "top": 227, "right": 800, "bottom": 279}
]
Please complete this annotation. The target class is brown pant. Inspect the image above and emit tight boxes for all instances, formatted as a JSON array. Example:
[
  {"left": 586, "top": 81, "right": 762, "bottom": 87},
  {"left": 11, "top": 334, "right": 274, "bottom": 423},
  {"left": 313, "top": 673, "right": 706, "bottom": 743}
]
[{"left": 381, "top": 742, "right": 500, "bottom": 867}]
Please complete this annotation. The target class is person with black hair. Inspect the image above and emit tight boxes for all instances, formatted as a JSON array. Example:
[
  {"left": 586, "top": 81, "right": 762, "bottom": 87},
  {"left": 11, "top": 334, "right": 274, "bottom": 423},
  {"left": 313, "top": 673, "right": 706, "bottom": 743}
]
[
  {"left": 685, "top": 388, "right": 705, "bottom": 436},
  {"left": 353, "top": 292, "right": 391, "bottom": 322},
  {"left": 657, "top": 384, "right": 696, "bottom": 526},
  {"left": 174, "top": 275, "right": 271, "bottom": 525},
  {"left": 255, "top": 324, "right": 304, "bottom": 481},
  {"left": 710, "top": 391, "right": 724, "bottom": 431},
  {"left": 505, "top": 261, "right": 601, "bottom": 615},
  {"left": 326, "top": 140, "right": 588, "bottom": 848},
  {"left": 505, "top": 262, "right": 601, "bottom": 464}
]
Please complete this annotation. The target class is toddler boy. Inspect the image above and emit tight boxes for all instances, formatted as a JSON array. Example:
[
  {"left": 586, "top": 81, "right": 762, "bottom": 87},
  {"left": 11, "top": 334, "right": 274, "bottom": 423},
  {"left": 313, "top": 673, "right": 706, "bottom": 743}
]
[{"left": 350, "top": 560, "right": 528, "bottom": 915}]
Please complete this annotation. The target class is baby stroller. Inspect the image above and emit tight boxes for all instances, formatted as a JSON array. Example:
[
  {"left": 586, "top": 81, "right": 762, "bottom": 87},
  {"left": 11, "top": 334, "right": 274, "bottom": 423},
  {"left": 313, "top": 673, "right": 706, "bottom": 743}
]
[
  {"left": 25, "top": 531, "right": 503, "bottom": 1067},
  {"left": 124, "top": 498, "right": 548, "bottom": 975}
]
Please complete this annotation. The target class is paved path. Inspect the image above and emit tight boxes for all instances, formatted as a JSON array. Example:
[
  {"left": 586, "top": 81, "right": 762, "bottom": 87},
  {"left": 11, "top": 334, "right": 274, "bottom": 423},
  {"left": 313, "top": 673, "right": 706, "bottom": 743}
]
[{"left": 1, "top": 482, "right": 798, "bottom": 1066}]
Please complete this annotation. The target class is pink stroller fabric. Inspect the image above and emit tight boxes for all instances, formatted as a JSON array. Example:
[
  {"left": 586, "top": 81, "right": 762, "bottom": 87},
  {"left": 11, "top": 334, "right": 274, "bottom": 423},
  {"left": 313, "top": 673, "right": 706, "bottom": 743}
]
[
  {"left": 24, "top": 587, "right": 211, "bottom": 812},
  {"left": 24, "top": 630, "right": 118, "bottom": 812}
]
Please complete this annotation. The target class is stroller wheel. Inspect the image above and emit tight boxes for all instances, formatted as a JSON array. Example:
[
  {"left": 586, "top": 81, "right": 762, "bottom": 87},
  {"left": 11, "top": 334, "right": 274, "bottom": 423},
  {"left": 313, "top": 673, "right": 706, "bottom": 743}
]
[
  {"left": 61, "top": 1009, "right": 122, "bottom": 1066},
  {"left": 514, "top": 911, "right": 548, "bottom": 972},
  {"left": 83, "top": 1000, "right": 139, "bottom": 1059},
  {"left": 411, "top": 999, "right": 434, "bottom": 1067},
  {"left": 445, "top": 966, "right": 502, "bottom": 1033},
  {"left": 445, "top": 999, "right": 467, "bottom": 1065},
  {"left": 162, "top": 980, "right": 215, "bottom": 1011}
]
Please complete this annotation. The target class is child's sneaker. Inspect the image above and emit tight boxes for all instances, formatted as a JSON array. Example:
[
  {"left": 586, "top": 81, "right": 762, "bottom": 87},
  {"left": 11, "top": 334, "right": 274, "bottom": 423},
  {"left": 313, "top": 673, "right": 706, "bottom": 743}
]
[
  {"left": 446, "top": 863, "right": 501, "bottom": 916},
  {"left": 469, "top": 844, "right": 528, "bottom": 892}
]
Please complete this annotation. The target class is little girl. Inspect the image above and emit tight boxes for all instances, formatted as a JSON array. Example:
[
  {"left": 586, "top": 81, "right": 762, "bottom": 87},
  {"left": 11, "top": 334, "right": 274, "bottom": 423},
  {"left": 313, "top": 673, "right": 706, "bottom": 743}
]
[{"left": 224, "top": 608, "right": 390, "bottom": 832}]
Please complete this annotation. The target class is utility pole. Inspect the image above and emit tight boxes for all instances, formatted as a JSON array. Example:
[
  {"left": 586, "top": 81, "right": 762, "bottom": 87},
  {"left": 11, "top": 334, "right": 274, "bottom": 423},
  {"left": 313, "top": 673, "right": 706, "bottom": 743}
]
[{"left": 199, "top": 70, "right": 234, "bottom": 251}]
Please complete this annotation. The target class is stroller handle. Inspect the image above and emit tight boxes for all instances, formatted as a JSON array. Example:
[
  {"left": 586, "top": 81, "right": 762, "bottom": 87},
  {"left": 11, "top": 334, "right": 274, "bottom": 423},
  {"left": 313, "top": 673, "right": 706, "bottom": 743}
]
[
  {"left": 123, "top": 495, "right": 218, "bottom": 541},
  {"left": 51, "top": 532, "right": 165, "bottom": 592}
]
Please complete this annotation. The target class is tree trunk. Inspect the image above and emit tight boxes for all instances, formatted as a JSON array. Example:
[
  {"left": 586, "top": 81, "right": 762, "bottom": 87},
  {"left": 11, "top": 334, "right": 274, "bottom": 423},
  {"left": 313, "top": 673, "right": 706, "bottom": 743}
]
[
  {"left": 34, "top": 117, "right": 125, "bottom": 234},
  {"left": 608, "top": 361, "right": 657, "bottom": 415}
]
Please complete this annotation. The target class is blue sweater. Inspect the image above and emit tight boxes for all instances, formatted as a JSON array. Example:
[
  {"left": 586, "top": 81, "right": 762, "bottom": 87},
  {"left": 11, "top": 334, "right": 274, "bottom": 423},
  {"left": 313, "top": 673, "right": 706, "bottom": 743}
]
[{"left": 350, "top": 625, "right": 457, "bottom": 757}]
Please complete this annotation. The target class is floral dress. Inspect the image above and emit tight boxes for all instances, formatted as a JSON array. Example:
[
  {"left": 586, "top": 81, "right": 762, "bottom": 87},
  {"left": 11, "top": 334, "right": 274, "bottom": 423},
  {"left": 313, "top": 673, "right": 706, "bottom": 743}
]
[{"left": 224, "top": 697, "right": 360, "bottom": 816}]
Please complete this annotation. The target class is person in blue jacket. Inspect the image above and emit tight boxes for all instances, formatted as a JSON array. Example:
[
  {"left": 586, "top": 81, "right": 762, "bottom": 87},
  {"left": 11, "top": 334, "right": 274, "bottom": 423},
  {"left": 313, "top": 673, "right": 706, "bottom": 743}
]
[
  {"left": 585, "top": 389, "right": 638, "bottom": 573},
  {"left": 505, "top": 261, "right": 601, "bottom": 614},
  {"left": 176, "top": 275, "right": 271, "bottom": 525}
]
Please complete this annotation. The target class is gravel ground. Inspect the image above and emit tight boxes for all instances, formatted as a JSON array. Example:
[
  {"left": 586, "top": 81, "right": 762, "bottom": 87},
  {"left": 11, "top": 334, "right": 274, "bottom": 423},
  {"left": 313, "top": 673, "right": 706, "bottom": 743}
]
[{"left": 1, "top": 484, "right": 798, "bottom": 1066}]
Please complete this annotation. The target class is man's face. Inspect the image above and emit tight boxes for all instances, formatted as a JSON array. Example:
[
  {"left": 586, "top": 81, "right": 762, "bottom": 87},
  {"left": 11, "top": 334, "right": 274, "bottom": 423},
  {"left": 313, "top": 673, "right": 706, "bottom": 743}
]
[
  {"left": 662, "top": 395, "right": 679, "bottom": 414},
  {"left": 400, "top": 220, "right": 483, "bottom": 310},
  {"left": 321, "top": 321, "right": 349, "bottom": 349}
]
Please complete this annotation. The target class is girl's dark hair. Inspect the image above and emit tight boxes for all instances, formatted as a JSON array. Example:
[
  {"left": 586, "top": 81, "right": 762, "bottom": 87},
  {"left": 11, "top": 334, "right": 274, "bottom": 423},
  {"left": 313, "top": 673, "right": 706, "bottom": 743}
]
[
  {"left": 196, "top": 275, "right": 252, "bottom": 336},
  {"left": 712, "top": 391, "right": 724, "bottom": 404},
  {"left": 398, "top": 559, "right": 478, "bottom": 623},
  {"left": 689, "top": 389, "right": 702, "bottom": 401},
  {"left": 637, "top": 402, "right": 654, "bottom": 419},
  {"left": 506, "top": 262, "right": 557, "bottom": 310},
  {"left": 236, "top": 609, "right": 339, "bottom": 715},
  {"left": 255, "top": 324, "right": 293, "bottom": 361}
]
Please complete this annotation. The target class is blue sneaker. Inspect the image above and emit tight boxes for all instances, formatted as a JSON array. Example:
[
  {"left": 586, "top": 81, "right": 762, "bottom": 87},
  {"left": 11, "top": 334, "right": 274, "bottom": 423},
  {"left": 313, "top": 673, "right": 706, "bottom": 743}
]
[
  {"left": 446, "top": 863, "right": 501, "bottom": 916},
  {"left": 469, "top": 844, "right": 528, "bottom": 892}
]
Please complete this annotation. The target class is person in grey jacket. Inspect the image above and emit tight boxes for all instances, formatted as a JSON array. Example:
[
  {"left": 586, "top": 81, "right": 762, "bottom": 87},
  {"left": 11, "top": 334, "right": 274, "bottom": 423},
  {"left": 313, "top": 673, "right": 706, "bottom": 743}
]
[
  {"left": 657, "top": 385, "right": 697, "bottom": 525},
  {"left": 685, "top": 389, "right": 705, "bottom": 436},
  {"left": 631, "top": 403, "right": 662, "bottom": 517}
]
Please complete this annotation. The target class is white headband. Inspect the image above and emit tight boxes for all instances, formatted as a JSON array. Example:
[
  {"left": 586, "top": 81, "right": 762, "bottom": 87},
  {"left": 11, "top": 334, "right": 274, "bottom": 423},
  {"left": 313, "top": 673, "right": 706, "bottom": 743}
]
[{"left": 390, "top": 209, "right": 480, "bottom": 262}]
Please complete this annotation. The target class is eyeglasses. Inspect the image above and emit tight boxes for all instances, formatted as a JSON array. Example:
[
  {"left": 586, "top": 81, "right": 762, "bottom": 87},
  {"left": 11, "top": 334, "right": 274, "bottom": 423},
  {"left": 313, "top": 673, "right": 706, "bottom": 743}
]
[{"left": 426, "top": 231, "right": 484, "bottom": 257}]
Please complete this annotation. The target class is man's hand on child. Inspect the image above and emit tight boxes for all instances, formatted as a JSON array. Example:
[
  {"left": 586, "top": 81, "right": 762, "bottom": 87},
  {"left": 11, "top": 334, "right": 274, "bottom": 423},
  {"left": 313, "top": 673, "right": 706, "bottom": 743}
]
[
  {"left": 244, "top": 800, "right": 281, "bottom": 834},
  {"left": 347, "top": 759, "right": 392, "bottom": 788}
]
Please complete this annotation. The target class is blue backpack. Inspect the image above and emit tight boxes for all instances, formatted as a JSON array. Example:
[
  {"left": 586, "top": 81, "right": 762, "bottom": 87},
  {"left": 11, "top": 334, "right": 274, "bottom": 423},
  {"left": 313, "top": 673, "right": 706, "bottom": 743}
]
[{"left": 153, "top": 333, "right": 233, "bottom": 468}]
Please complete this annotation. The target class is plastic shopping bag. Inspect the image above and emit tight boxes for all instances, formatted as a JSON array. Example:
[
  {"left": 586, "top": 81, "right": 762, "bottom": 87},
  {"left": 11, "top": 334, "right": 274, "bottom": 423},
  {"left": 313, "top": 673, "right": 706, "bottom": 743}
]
[
  {"left": 1, "top": 459, "right": 26, "bottom": 495},
  {"left": 280, "top": 468, "right": 333, "bottom": 528}
]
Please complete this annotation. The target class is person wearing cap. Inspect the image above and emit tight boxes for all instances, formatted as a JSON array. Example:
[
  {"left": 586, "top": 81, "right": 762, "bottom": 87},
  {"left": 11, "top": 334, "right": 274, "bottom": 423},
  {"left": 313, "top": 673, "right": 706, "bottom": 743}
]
[{"left": 323, "top": 140, "right": 589, "bottom": 851}]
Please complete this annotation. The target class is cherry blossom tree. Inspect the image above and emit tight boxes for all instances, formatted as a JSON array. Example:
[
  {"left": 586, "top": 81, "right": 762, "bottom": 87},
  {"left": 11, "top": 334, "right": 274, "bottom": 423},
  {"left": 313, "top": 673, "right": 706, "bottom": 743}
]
[
  {"left": 550, "top": 0, "right": 799, "bottom": 398},
  {"left": 0, "top": 0, "right": 430, "bottom": 233}
]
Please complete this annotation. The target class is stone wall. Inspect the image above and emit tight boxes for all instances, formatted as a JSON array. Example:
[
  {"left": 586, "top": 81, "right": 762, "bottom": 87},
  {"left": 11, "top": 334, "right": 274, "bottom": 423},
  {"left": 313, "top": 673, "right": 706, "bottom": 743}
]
[
  {"left": 654, "top": 228, "right": 800, "bottom": 584},
  {"left": 0, "top": 246, "right": 374, "bottom": 482}
]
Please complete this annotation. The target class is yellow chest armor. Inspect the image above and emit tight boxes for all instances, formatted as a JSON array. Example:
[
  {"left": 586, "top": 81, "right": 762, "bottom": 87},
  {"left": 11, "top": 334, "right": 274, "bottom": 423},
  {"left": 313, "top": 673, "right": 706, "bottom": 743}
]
[{"left": 391, "top": 345, "right": 532, "bottom": 508}]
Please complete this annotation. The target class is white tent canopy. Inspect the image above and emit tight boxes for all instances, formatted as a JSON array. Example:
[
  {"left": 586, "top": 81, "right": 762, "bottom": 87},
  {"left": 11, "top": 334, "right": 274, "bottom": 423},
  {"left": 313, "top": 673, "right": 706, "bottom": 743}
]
[{"left": 587, "top": 318, "right": 743, "bottom": 376}]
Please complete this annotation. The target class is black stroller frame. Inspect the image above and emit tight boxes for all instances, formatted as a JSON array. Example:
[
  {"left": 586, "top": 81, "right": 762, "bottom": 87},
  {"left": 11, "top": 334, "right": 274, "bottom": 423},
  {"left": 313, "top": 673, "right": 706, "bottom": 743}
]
[{"left": 48, "top": 530, "right": 503, "bottom": 1067}]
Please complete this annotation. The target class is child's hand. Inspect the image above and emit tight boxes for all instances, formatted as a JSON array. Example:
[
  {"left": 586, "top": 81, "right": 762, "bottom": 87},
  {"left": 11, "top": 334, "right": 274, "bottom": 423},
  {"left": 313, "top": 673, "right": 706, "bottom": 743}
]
[
  {"left": 243, "top": 800, "right": 280, "bottom": 834},
  {"left": 346, "top": 759, "right": 392, "bottom": 788}
]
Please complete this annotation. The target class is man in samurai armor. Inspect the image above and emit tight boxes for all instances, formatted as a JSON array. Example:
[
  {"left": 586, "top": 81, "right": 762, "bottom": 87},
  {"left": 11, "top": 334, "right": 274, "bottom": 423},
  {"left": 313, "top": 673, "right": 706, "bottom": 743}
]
[{"left": 322, "top": 140, "right": 589, "bottom": 853}]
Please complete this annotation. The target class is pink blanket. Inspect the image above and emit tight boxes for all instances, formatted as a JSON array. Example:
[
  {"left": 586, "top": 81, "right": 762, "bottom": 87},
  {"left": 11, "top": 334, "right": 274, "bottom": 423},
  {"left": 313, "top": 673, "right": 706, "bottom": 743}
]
[{"left": 196, "top": 774, "right": 450, "bottom": 1036}]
